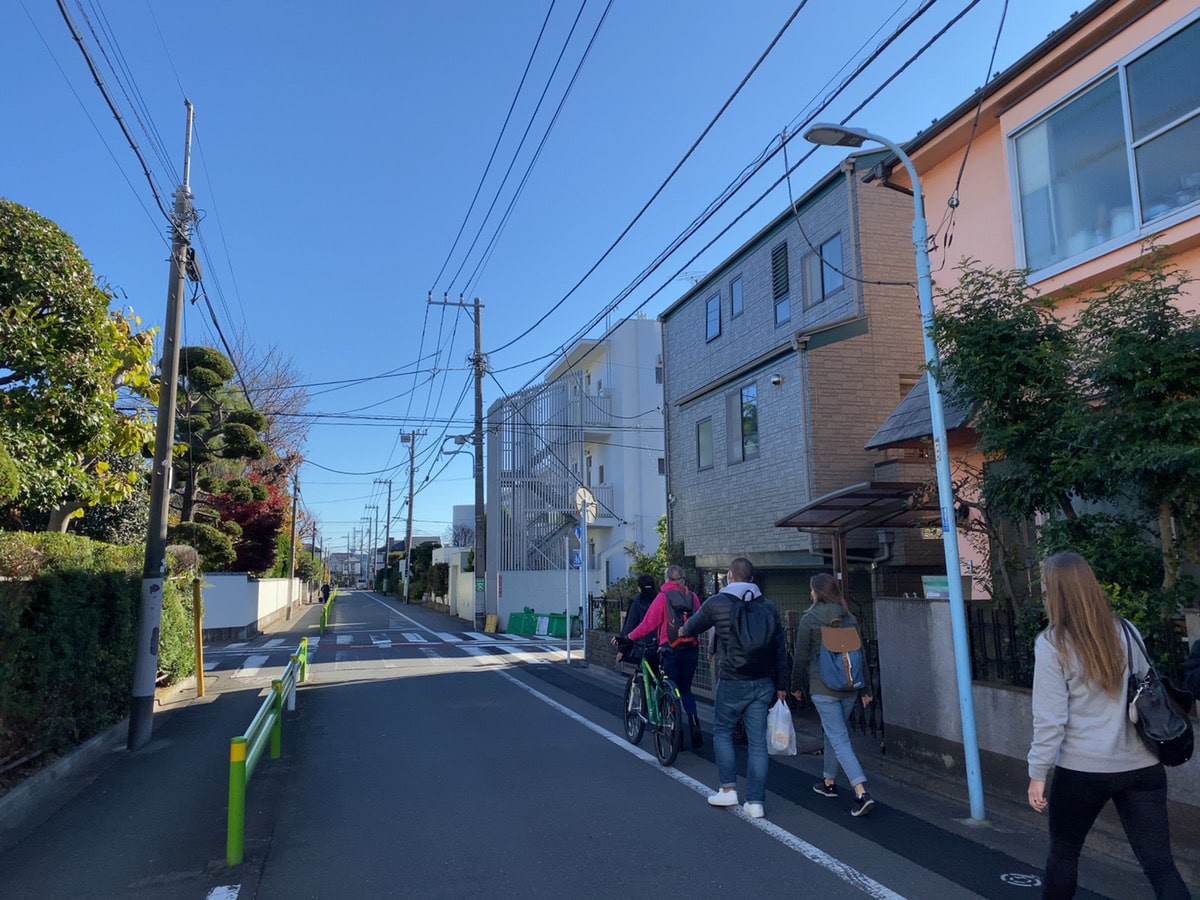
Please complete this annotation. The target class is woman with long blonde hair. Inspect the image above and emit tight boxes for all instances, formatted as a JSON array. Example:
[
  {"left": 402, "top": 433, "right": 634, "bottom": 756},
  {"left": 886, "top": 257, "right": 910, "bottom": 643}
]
[{"left": 1027, "top": 551, "right": 1189, "bottom": 898}]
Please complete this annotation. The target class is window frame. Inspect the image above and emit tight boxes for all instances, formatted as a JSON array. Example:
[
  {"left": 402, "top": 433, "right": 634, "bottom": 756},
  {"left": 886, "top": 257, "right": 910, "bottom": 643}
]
[
  {"left": 1010, "top": 13, "right": 1200, "bottom": 275},
  {"left": 697, "top": 418, "right": 714, "bottom": 470},
  {"left": 705, "top": 292, "right": 721, "bottom": 342},
  {"left": 771, "top": 243, "right": 790, "bottom": 326},
  {"left": 730, "top": 275, "right": 744, "bottom": 317}
]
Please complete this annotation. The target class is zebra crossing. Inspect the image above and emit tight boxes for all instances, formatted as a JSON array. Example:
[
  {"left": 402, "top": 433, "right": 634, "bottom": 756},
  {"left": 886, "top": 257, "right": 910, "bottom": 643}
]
[{"left": 201, "top": 629, "right": 572, "bottom": 674}]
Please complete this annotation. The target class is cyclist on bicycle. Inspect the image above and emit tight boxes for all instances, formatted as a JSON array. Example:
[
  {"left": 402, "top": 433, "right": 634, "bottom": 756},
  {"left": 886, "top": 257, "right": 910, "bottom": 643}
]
[
  {"left": 612, "top": 574, "right": 659, "bottom": 669},
  {"left": 623, "top": 566, "right": 703, "bottom": 749}
]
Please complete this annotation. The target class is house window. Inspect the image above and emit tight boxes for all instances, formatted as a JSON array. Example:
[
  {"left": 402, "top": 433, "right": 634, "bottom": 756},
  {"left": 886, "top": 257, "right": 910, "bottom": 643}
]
[
  {"left": 655, "top": 363, "right": 663, "bottom": 385},
  {"left": 657, "top": 457, "right": 665, "bottom": 475},
  {"left": 697, "top": 418, "right": 713, "bottom": 470},
  {"left": 731, "top": 276, "right": 744, "bottom": 317},
  {"left": 725, "top": 383, "right": 759, "bottom": 463},
  {"left": 802, "top": 235, "right": 844, "bottom": 308},
  {"left": 771, "top": 243, "right": 790, "bottom": 325},
  {"left": 1013, "top": 18, "right": 1200, "bottom": 272},
  {"left": 705, "top": 293, "right": 721, "bottom": 341},
  {"left": 598, "top": 464, "right": 605, "bottom": 484}
]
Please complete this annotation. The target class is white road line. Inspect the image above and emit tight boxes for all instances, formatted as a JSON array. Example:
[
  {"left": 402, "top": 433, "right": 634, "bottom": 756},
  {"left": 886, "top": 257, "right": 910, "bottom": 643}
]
[
  {"left": 463, "top": 632, "right": 492, "bottom": 641},
  {"left": 434, "top": 632, "right": 463, "bottom": 643},
  {"left": 365, "top": 594, "right": 438, "bottom": 636},
  {"left": 203, "top": 660, "right": 220, "bottom": 671},
  {"left": 370, "top": 635, "right": 392, "bottom": 648},
  {"left": 262, "top": 638, "right": 286, "bottom": 648},
  {"left": 231, "top": 654, "right": 269, "bottom": 679},
  {"left": 336, "top": 634, "right": 353, "bottom": 646},
  {"left": 401, "top": 632, "right": 427, "bottom": 643},
  {"left": 307, "top": 637, "right": 320, "bottom": 650},
  {"left": 207, "top": 886, "right": 240, "bottom": 899},
  {"left": 225, "top": 642, "right": 248, "bottom": 649},
  {"left": 497, "top": 671, "right": 907, "bottom": 900},
  {"left": 460, "top": 645, "right": 491, "bottom": 657}
]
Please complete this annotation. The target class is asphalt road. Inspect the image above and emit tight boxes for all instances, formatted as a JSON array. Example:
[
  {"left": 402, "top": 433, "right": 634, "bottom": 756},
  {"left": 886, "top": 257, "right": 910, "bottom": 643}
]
[{"left": 0, "top": 590, "right": 1186, "bottom": 899}]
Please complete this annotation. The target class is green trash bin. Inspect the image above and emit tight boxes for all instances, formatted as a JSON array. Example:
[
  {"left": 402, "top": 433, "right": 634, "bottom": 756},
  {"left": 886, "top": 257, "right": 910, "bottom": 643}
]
[
  {"left": 546, "top": 614, "right": 579, "bottom": 638},
  {"left": 507, "top": 608, "right": 537, "bottom": 635}
]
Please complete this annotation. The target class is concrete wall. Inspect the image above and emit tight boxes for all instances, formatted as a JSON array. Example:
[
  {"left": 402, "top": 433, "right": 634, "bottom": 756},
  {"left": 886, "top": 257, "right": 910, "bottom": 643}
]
[
  {"left": 876, "top": 597, "right": 1198, "bottom": 838},
  {"left": 200, "top": 573, "right": 301, "bottom": 640}
]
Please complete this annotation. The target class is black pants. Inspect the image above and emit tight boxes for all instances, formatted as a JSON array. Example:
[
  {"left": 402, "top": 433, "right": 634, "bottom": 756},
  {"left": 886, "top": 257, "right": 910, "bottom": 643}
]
[{"left": 1044, "top": 764, "right": 1190, "bottom": 899}]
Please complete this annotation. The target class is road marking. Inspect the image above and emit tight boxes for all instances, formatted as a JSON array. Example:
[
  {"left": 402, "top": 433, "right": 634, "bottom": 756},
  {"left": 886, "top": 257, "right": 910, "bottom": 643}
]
[
  {"left": 401, "top": 632, "right": 427, "bottom": 643},
  {"left": 365, "top": 594, "right": 437, "bottom": 636},
  {"left": 460, "top": 645, "right": 491, "bottom": 657},
  {"left": 463, "top": 632, "right": 492, "bottom": 641},
  {"left": 337, "top": 634, "right": 352, "bottom": 646},
  {"left": 207, "top": 886, "right": 240, "bottom": 899},
  {"left": 434, "top": 632, "right": 462, "bottom": 643},
  {"left": 232, "top": 655, "right": 269, "bottom": 678},
  {"left": 498, "top": 670, "right": 907, "bottom": 900},
  {"left": 225, "top": 642, "right": 248, "bottom": 649},
  {"left": 203, "top": 660, "right": 220, "bottom": 671},
  {"left": 262, "top": 638, "right": 286, "bottom": 648},
  {"left": 370, "top": 634, "right": 392, "bottom": 648}
]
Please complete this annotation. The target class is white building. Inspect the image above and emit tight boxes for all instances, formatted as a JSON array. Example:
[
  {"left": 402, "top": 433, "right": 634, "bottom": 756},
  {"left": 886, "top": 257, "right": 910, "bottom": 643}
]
[{"left": 486, "top": 316, "right": 665, "bottom": 631}]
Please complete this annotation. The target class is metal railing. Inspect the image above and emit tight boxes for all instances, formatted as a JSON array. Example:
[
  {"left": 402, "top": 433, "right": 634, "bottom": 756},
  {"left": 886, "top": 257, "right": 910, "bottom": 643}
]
[{"left": 226, "top": 637, "right": 308, "bottom": 866}]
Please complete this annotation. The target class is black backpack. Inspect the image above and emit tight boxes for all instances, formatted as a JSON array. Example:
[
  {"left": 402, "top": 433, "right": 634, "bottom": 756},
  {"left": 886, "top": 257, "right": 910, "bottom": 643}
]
[
  {"left": 725, "top": 592, "right": 777, "bottom": 676},
  {"left": 664, "top": 589, "right": 698, "bottom": 647}
]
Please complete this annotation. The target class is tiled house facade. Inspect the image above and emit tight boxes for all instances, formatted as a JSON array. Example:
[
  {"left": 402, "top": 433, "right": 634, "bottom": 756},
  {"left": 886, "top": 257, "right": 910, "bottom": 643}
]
[{"left": 660, "top": 153, "right": 936, "bottom": 606}]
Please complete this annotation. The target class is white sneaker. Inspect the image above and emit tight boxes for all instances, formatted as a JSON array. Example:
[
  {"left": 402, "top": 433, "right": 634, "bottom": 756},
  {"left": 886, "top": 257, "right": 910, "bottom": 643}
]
[
  {"left": 743, "top": 802, "right": 765, "bottom": 819},
  {"left": 707, "top": 789, "right": 739, "bottom": 807}
]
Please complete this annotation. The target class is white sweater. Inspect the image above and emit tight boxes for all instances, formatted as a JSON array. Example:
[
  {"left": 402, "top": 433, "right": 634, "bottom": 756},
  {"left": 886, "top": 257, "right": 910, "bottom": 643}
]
[{"left": 1027, "top": 623, "right": 1158, "bottom": 780}]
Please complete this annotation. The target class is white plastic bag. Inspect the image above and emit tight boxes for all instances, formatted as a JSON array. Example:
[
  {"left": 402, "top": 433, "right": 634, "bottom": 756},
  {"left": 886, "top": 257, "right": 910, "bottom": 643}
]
[{"left": 767, "top": 698, "right": 796, "bottom": 756}]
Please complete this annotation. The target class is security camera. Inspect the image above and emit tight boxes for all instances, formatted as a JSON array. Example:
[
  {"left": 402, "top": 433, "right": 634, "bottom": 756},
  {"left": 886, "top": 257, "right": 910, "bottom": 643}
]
[{"left": 769, "top": 373, "right": 783, "bottom": 387}]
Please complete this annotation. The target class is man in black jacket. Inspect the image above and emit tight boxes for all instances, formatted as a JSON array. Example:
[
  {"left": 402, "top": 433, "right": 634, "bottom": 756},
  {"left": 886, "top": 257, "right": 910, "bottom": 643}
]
[
  {"left": 680, "top": 557, "right": 789, "bottom": 820},
  {"left": 1185, "top": 638, "right": 1200, "bottom": 700}
]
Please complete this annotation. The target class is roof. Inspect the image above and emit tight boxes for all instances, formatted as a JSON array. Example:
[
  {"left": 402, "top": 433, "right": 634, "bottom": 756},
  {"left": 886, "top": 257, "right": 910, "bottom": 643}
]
[
  {"left": 865, "top": 375, "right": 971, "bottom": 451},
  {"left": 774, "top": 481, "right": 941, "bottom": 535}
]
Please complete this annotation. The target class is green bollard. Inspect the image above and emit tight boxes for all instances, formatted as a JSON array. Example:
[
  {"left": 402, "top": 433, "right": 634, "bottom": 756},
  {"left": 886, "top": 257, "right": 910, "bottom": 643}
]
[{"left": 227, "top": 737, "right": 248, "bottom": 866}]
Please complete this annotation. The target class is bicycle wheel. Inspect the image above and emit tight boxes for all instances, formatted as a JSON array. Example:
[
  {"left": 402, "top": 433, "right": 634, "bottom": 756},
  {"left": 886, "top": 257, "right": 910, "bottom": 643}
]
[
  {"left": 653, "top": 687, "right": 683, "bottom": 766},
  {"left": 623, "top": 675, "right": 646, "bottom": 745}
]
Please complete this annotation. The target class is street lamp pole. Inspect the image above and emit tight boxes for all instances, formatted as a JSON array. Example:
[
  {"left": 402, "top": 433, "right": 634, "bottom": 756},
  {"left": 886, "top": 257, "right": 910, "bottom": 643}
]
[{"left": 805, "top": 123, "right": 985, "bottom": 822}]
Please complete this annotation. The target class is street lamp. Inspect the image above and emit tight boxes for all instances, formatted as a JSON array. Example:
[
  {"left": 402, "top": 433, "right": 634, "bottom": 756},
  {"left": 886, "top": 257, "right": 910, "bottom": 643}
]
[{"left": 805, "top": 123, "right": 985, "bottom": 822}]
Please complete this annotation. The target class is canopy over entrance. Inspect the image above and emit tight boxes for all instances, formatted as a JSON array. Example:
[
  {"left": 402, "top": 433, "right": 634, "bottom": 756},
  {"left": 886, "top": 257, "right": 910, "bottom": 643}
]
[{"left": 775, "top": 481, "right": 941, "bottom": 586}]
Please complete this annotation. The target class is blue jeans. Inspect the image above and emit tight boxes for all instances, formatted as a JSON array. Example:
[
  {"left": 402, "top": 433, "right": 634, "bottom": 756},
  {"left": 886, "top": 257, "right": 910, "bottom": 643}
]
[
  {"left": 811, "top": 693, "right": 866, "bottom": 788},
  {"left": 1044, "top": 764, "right": 1189, "bottom": 899},
  {"left": 713, "top": 677, "right": 776, "bottom": 803},
  {"left": 662, "top": 644, "right": 700, "bottom": 719}
]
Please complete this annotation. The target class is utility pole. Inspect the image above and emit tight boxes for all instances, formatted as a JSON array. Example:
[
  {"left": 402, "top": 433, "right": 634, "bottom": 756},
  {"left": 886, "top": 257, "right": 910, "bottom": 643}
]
[
  {"left": 285, "top": 472, "right": 299, "bottom": 618},
  {"left": 365, "top": 504, "right": 378, "bottom": 586},
  {"left": 428, "top": 293, "right": 486, "bottom": 629},
  {"left": 375, "top": 479, "right": 392, "bottom": 592},
  {"left": 399, "top": 432, "right": 424, "bottom": 603},
  {"left": 129, "top": 101, "right": 195, "bottom": 751}
]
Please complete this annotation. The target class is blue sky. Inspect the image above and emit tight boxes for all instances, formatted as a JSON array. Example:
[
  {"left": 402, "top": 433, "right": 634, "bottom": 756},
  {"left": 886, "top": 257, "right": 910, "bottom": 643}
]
[{"left": 3, "top": 0, "right": 1088, "bottom": 555}]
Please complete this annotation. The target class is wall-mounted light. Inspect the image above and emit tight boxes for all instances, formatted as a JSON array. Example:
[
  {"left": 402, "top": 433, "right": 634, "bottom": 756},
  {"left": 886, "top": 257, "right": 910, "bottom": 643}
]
[{"left": 769, "top": 373, "right": 783, "bottom": 387}]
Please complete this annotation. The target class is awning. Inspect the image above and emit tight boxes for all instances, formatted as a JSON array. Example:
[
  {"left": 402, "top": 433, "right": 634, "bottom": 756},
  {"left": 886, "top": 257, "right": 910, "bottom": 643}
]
[
  {"left": 865, "top": 376, "right": 972, "bottom": 451},
  {"left": 774, "top": 481, "right": 941, "bottom": 535}
]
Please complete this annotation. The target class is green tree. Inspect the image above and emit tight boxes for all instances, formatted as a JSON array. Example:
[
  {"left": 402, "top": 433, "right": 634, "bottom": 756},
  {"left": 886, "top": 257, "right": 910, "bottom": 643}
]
[
  {"left": 930, "top": 248, "right": 1200, "bottom": 609},
  {"left": 0, "top": 199, "right": 157, "bottom": 530},
  {"left": 173, "top": 346, "right": 268, "bottom": 523}
]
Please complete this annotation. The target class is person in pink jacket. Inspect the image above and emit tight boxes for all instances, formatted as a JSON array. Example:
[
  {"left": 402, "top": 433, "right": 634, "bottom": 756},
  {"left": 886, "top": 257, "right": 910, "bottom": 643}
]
[{"left": 626, "top": 565, "right": 703, "bottom": 748}]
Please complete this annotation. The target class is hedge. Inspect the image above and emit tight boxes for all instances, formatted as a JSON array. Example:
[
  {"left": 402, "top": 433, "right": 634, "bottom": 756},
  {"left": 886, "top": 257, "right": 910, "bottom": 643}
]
[{"left": 0, "top": 532, "right": 195, "bottom": 770}]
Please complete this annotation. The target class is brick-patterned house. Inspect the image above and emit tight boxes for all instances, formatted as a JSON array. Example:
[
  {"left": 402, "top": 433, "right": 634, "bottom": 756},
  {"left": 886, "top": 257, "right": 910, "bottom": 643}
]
[{"left": 659, "top": 152, "right": 942, "bottom": 610}]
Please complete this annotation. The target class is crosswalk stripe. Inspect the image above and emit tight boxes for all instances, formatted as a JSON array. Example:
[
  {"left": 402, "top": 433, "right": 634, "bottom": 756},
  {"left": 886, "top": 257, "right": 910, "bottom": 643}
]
[
  {"left": 402, "top": 632, "right": 427, "bottom": 643},
  {"left": 232, "top": 654, "right": 269, "bottom": 678},
  {"left": 262, "top": 638, "right": 286, "bottom": 648},
  {"left": 203, "top": 660, "right": 220, "bottom": 671},
  {"left": 434, "top": 632, "right": 462, "bottom": 643},
  {"left": 460, "top": 645, "right": 491, "bottom": 656},
  {"left": 336, "top": 634, "right": 352, "bottom": 646}
]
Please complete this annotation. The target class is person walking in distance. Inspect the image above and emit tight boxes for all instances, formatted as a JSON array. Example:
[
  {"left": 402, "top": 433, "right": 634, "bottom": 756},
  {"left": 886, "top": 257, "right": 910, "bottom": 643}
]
[
  {"left": 1027, "top": 551, "right": 1190, "bottom": 899},
  {"left": 623, "top": 565, "right": 704, "bottom": 748},
  {"left": 791, "top": 573, "right": 876, "bottom": 817},
  {"left": 679, "top": 557, "right": 789, "bottom": 819}
]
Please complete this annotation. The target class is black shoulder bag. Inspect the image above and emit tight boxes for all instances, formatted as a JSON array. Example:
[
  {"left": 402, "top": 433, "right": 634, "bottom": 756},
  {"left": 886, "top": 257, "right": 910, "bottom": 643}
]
[{"left": 1120, "top": 618, "right": 1194, "bottom": 767}]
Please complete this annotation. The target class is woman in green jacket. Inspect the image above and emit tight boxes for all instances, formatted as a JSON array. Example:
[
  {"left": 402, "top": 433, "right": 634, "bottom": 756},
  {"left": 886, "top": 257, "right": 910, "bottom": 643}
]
[{"left": 791, "top": 572, "right": 875, "bottom": 817}]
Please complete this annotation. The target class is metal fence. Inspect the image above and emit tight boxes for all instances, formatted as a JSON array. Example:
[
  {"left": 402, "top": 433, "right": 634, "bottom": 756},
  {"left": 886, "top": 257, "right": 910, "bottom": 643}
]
[{"left": 967, "top": 605, "right": 1036, "bottom": 688}]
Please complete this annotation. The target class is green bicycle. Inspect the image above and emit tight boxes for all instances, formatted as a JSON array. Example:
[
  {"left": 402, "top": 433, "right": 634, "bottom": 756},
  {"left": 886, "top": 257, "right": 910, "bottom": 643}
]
[{"left": 621, "top": 652, "right": 684, "bottom": 766}]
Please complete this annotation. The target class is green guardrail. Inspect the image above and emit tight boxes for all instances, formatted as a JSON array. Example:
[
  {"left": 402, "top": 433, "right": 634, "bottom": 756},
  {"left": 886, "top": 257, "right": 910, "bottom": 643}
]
[
  {"left": 226, "top": 637, "right": 308, "bottom": 866},
  {"left": 319, "top": 589, "right": 337, "bottom": 635}
]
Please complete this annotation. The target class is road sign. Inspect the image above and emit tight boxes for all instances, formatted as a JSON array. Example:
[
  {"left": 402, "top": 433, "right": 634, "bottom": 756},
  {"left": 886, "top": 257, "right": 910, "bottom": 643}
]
[{"left": 475, "top": 577, "right": 485, "bottom": 593}]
